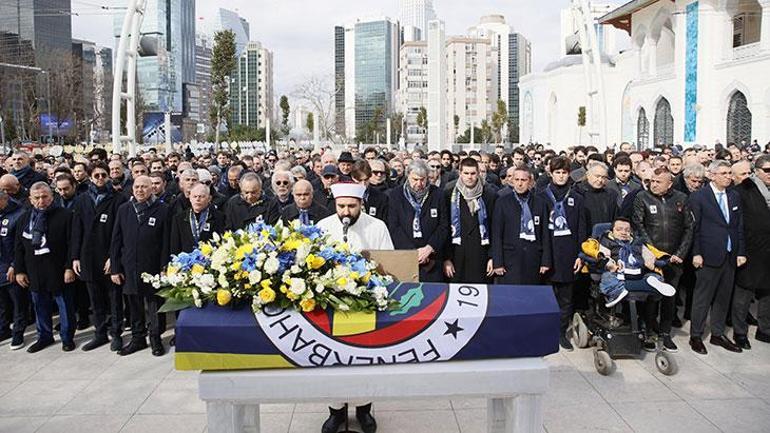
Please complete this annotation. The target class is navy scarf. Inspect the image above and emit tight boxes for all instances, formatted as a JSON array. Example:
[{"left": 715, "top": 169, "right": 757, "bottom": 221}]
[
  {"left": 189, "top": 207, "right": 210, "bottom": 244},
  {"left": 545, "top": 183, "right": 572, "bottom": 237},
  {"left": 403, "top": 184, "right": 429, "bottom": 239},
  {"left": 450, "top": 186, "right": 489, "bottom": 246},
  {"left": 515, "top": 193, "right": 536, "bottom": 242},
  {"left": 28, "top": 202, "right": 60, "bottom": 249}
]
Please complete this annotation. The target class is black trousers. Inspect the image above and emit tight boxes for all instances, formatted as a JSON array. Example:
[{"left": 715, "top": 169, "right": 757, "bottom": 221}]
[
  {"left": 644, "top": 265, "right": 682, "bottom": 335},
  {"left": 0, "top": 283, "right": 29, "bottom": 338},
  {"left": 552, "top": 282, "right": 573, "bottom": 333},
  {"left": 86, "top": 276, "right": 123, "bottom": 339},
  {"left": 70, "top": 280, "right": 90, "bottom": 325},
  {"left": 126, "top": 294, "right": 162, "bottom": 340},
  {"left": 691, "top": 257, "right": 735, "bottom": 339},
  {"left": 732, "top": 285, "right": 770, "bottom": 337}
]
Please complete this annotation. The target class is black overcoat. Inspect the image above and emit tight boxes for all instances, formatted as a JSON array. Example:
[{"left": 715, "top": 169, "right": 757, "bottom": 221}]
[
  {"left": 538, "top": 187, "right": 586, "bottom": 283},
  {"left": 735, "top": 178, "right": 770, "bottom": 290},
  {"left": 443, "top": 184, "right": 497, "bottom": 284},
  {"left": 363, "top": 187, "right": 389, "bottom": 222},
  {"left": 280, "top": 202, "right": 332, "bottom": 226},
  {"left": 71, "top": 191, "right": 127, "bottom": 282},
  {"left": 224, "top": 194, "right": 281, "bottom": 230},
  {"left": 169, "top": 207, "right": 227, "bottom": 256},
  {"left": 14, "top": 206, "right": 72, "bottom": 293}
]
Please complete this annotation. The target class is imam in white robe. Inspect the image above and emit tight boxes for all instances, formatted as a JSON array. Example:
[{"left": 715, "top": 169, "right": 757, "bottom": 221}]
[{"left": 317, "top": 212, "right": 394, "bottom": 251}]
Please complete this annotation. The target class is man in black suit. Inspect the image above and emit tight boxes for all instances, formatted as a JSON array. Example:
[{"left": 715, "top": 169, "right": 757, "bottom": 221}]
[
  {"left": 170, "top": 183, "right": 226, "bottom": 255},
  {"left": 71, "top": 162, "right": 127, "bottom": 352},
  {"left": 224, "top": 173, "right": 281, "bottom": 230},
  {"left": 280, "top": 180, "right": 331, "bottom": 225},
  {"left": 689, "top": 160, "right": 746, "bottom": 354},
  {"left": 351, "top": 160, "right": 388, "bottom": 222},
  {"left": 14, "top": 182, "right": 77, "bottom": 353},
  {"left": 10, "top": 152, "right": 48, "bottom": 189},
  {"left": 110, "top": 175, "right": 171, "bottom": 356}
]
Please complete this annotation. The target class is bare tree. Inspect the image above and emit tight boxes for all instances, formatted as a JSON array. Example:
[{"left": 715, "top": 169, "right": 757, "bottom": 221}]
[{"left": 292, "top": 74, "right": 339, "bottom": 143}]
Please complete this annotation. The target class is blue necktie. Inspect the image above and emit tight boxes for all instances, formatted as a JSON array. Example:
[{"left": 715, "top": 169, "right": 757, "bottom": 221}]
[
  {"left": 718, "top": 192, "right": 732, "bottom": 252},
  {"left": 299, "top": 209, "right": 310, "bottom": 225}
]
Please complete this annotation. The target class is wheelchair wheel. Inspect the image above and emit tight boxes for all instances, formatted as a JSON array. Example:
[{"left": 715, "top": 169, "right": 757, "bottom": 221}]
[
  {"left": 655, "top": 351, "right": 678, "bottom": 376},
  {"left": 594, "top": 350, "right": 614, "bottom": 376},
  {"left": 572, "top": 313, "right": 590, "bottom": 348}
]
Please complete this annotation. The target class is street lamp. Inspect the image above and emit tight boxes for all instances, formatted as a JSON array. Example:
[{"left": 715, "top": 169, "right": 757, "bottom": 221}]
[{"left": 40, "top": 70, "right": 52, "bottom": 144}]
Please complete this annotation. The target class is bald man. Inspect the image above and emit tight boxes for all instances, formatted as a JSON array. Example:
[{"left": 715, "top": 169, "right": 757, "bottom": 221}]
[
  {"left": 280, "top": 180, "right": 332, "bottom": 225},
  {"left": 170, "top": 183, "right": 226, "bottom": 255},
  {"left": 0, "top": 174, "right": 29, "bottom": 205},
  {"left": 110, "top": 175, "right": 171, "bottom": 357}
]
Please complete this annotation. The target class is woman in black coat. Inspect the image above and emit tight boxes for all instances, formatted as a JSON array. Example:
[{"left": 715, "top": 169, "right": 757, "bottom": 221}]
[
  {"left": 71, "top": 162, "right": 127, "bottom": 351},
  {"left": 386, "top": 160, "right": 448, "bottom": 282}
]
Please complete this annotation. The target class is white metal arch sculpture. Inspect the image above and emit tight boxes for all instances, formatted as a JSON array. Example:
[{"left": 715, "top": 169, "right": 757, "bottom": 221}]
[
  {"left": 571, "top": 0, "right": 608, "bottom": 149},
  {"left": 112, "top": 0, "right": 148, "bottom": 156}
]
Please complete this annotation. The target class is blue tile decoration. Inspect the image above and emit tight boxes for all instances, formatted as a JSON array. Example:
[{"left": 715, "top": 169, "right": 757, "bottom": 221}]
[{"left": 684, "top": 1, "right": 699, "bottom": 142}]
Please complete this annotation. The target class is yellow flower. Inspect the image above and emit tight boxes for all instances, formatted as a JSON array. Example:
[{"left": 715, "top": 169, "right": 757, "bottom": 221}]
[
  {"left": 361, "top": 272, "right": 371, "bottom": 284},
  {"left": 282, "top": 237, "right": 302, "bottom": 251},
  {"left": 191, "top": 264, "right": 205, "bottom": 275},
  {"left": 260, "top": 279, "right": 272, "bottom": 291},
  {"left": 199, "top": 243, "right": 213, "bottom": 257},
  {"left": 223, "top": 232, "right": 233, "bottom": 240},
  {"left": 280, "top": 284, "right": 289, "bottom": 294},
  {"left": 300, "top": 298, "right": 316, "bottom": 312},
  {"left": 244, "top": 283, "right": 252, "bottom": 290},
  {"left": 216, "top": 289, "right": 232, "bottom": 306},
  {"left": 305, "top": 254, "right": 326, "bottom": 270},
  {"left": 336, "top": 277, "right": 348, "bottom": 287},
  {"left": 349, "top": 271, "right": 360, "bottom": 281},
  {"left": 258, "top": 287, "right": 276, "bottom": 303},
  {"left": 231, "top": 261, "right": 242, "bottom": 272},
  {"left": 166, "top": 265, "right": 178, "bottom": 276},
  {"left": 235, "top": 244, "right": 254, "bottom": 260}
]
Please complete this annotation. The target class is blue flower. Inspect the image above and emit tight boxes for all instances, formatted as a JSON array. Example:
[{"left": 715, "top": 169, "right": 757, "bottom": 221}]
[
  {"left": 241, "top": 252, "right": 260, "bottom": 272},
  {"left": 172, "top": 250, "right": 209, "bottom": 271},
  {"left": 277, "top": 251, "right": 296, "bottom": 274}
]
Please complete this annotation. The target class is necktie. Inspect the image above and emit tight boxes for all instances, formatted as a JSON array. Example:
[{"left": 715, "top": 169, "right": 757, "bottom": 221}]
[
  {"left": 718, "top": 192, "right": 732, "bottom": 252},
  {"left": 299, "top": 209, "right": 310, "bottom": 225}
]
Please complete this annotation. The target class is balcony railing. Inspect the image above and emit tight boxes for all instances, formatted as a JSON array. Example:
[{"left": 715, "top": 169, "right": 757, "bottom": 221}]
[{"left": 733, "top": 42, "right": 760, "bottom": 60}]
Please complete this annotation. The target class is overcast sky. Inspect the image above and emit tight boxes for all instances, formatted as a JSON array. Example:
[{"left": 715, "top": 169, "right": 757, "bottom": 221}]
[{"left": 72, "top": 0, "right": 596, "bottom": 97}]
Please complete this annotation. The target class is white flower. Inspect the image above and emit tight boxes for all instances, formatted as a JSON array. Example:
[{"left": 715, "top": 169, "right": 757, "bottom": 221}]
[
  {"left": 197, "top": 274, "right": 216, "bottom": 294},
  {"left": 248, "top": 270, "right": 262, "bottom": 285},
  {"left": 194, "top": 298, "right": 203, "bottom": 308},
  {"left": 264, "top": 257, "right": 279, "bottom": 275},
  {"left": 289, "top": 278, "right": 306, "bottom": 295},
  {"left": 290, "top": 265, "right": 302, "bottom": 275},
  {"left": 372, "top": 286, "right": 388, "bottom": 299},
  {"left": 295, "top": 242, "right": 311, "bottom": 262},
  {"left": 315, "top": 283, "right": 326, "bottom": 294},
  {"left": 337, "top": 303, "right": 350, "bottom": 311},
  {"left": 217, "top": 273, "right": 229, "bottom": 288}
]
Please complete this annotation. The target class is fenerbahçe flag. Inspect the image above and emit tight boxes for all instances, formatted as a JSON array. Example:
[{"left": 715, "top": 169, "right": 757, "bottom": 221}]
[{"left": 174, "top": 283, "right": 560, "bottom": 371}]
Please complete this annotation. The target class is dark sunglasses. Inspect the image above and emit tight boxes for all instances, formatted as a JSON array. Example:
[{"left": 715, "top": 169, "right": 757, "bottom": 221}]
[
  {"left": 92, "top": 173, "right": 107, "bottom": 179},
  {"left": 760, "top": 167, "right": 770, "bottom": 174},
  {"left": 372, "top": 170, "right": 386, "bottom": 176},
  {"left": 323, "top": 175, "right": 337, "bottom": 179},
  {"left": 202, "top": 180, "right": 212, "bottom": 185},
  {"left": 275, "top": 181, "right": 290, "bottom": 186}
]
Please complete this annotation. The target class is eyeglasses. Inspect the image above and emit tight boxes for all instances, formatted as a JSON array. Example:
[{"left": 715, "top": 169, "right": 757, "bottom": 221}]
[
  {"left": 760, "top": 167, "right": 770, "bottom": 174},
  {"left": 275, "top": 181, "right": 290, "bottom": 186},
  {"left": 372, "top": 170, "right": 386, "bottom": 176},
  {"left": 323, "top": 175, "right": 337, "bottom": 179},
  {"left": 429, "top": 165, "right": 441, "bottom": 169},
  {"left": 202, "top": 180, "right": 212, "bottom": 185},
  {"left": 92, "top": 173, "right": 107, "bottom": 179}
]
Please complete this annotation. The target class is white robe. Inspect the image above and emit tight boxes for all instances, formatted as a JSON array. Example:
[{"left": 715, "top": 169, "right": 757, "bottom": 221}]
[{"left": 317, "top": 212, "right": 394, "bottom": 251}]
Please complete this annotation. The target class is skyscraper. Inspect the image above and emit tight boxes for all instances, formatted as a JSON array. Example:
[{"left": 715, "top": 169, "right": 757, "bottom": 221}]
[
  {"left": 195, "top": 33, "right": 213, "bottom": 129},
  {"left": 397, "top": 41, "right": 428, "bottom": 145},
  {"left": 334, "top": 25, "right": 346, "bottom": 136},
  {"left": 353, "top": 18, "right": 399, "bottom": 142},
  {"left": 229, "top": 41, "right": 274, "bottom": 130},
  {"left": 213, "top": 8, "right": 251, "bottom": 55},
  {"left": 469, "top": 15, "right": 531, "bottom": 142},
  {"left": 72, "top": 39, "right": 97, "bottom": 139},
  {"left": 399, "top": 0, "right": 437, "bottom": 41},
  {"left": 426, "top": 20, "right": 446, "bottom": 150}
]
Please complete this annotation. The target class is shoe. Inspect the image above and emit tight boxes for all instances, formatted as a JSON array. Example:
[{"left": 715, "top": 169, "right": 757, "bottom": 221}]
[
  {"left": 671, "top": 317, "right": 684, "bottom": 328},
  {"left": 62, "top": 341, "right": 76, "bottom": 352},
  {"left": 321, "top": 406, "right": 347, "bottom": 433},
  {"left": 747, "top": 313, "right": 758, "bottom": 327},
  {"left": 559, "top": 334, "right": 574, "bottom": 352},
  {"left": 150, "top": 337, "right": 165, "bottom": 357},
  {"left": 118, "top": 339, "right": 148, "bottom": 356},
  {"left": 355, "top": 403, "right": 377, "bottom": 433},
  {"left": 734, "top": 335, "right": 751, "bottom": 350},
  {"left": 646, "top": 276, "right": 675, "bottom": 297},
  {"left": 26, "top": 339, "right": 54, "bottom": 354},
  {"left": 605, "top": 289, "right": 628, "bottom": 308},
  {"left": 82, "top": 336, "right": 109, "bottom": 352},
  {"left": 10, "top": 335, "right": 24, "bottom": 351},
  {"left": 756, "top": 330, "right": 770, "bottom": 343},
  {"left": 710, "top": 335, "right": 742, "bottom": 353},
  {"left": 662, "top": 334, "right": 678, "bottom": 352},
  {"left": 689, "top": 337, "right": 707, "bottom": 355},
  {"left": 0, "top": 330, "right": 11, "bottom": 343},
  {"left": 110, "top": 336, "right": 123, "bottom": 352},
  {"left": 643, "top": 335, "right": 657, "bottom": 352}
]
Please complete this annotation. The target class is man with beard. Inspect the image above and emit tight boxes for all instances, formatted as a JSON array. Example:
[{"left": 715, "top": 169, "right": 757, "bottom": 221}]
[
  {"left": 316, "top": 182, "right": 393, "bottom": 433},
  {"left": 72, "top": 162, "right": 127, "bottom": 352},
  {"left": 170, "top": 183, "right": 226, "bottom": 255},
  {"left": 443, "top": 158, "right": 497, "bottom": 284},
  {"left": 110, "top": 176, "right": 171, "bottom": 356},
  {"left": 149, "top": 172, "right": 174, "bottom": 205},
  {"left": 387, "top": 160, "right": 448, "bottom": 282},
  {"left": 108, "top": 160, "right": 131, "bottom": 196},
  {"left": 540, "top": 156, "right": 586, "bottom": 351},
  {"left": 15, "top": 182, "right": 77, "bottom": 353},
  {"left": 607, "top": 156, "right": 641, "bottom": 207},
  {"left": 491, "top": 166, "right": 552, "bottom": 285},
  {"left": 271, "top": 170, "right": 294, "bottom": 210},
  {"left": 224, "top": 173, "right": 281, "bottom": 230},
  {"left": 280, "top": 180, "right": 331, "bottom": 225}
]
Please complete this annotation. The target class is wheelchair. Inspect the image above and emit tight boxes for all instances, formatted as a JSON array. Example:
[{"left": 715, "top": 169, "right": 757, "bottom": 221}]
[{"left": 570, "top": 223, "right": 678, "bottom": 376}]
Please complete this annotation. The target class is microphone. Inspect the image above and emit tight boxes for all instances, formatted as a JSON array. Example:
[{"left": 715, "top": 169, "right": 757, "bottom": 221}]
[{"left": 342, "top": 217, "right": 351, "bottom": 243}]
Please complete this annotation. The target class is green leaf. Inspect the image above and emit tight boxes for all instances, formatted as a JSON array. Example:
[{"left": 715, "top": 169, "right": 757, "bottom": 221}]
[
  {"left": 389, "top": 286, "right": 424, "bottom": 316},
  {"left": 158, "top": 298, "right": 195, "bottom": 313}
]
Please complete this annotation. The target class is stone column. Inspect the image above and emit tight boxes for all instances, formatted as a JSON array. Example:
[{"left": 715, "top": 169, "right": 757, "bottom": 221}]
[
  {"left": 646, "top": 35, "right": 658, "bottom": 76},
  {"left": 760, "top": 0, "right": 770, "bottom": 51}
]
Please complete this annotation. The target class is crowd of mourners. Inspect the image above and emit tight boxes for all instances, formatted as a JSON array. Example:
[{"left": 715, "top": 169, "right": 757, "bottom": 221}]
[{"left": 0, "top": 139, "right": 768, "bottom": 357}]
